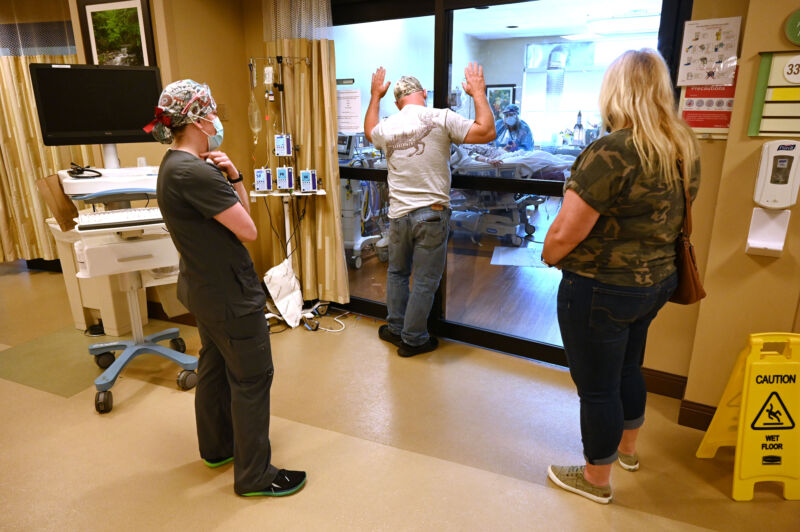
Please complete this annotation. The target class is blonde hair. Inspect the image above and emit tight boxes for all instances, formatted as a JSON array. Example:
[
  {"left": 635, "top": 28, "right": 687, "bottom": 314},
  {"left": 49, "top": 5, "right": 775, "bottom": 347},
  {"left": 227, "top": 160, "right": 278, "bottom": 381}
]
[{"left": 598, "top": 48, "right": 698, "bottom": 188}]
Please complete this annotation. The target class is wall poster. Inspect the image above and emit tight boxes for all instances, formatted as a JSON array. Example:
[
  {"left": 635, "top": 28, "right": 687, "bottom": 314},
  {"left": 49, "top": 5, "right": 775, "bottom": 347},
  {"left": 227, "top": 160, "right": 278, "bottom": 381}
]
[{"left": 677, "top": 17, "right": 741, "bottom": 87}]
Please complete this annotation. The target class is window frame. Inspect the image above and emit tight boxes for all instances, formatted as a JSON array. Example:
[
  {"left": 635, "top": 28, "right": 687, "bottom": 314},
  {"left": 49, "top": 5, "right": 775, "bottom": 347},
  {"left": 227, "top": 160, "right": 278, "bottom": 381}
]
[{"left": 331, "top": 0, "right": 694, "bottom": 367}]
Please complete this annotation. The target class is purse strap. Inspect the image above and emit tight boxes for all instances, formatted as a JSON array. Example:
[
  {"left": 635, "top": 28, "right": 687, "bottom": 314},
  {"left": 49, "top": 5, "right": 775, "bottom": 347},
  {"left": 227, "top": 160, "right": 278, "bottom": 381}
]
[{"left": 678, "top": 160, "right": 693, "bottom": 237}]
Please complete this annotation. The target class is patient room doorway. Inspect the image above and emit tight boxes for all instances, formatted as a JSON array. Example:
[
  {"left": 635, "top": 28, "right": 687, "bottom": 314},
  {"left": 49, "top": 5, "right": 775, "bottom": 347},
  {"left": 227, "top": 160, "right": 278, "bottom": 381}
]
[{"left": 332, "top": 0, "right": 683, "bottom": 365}]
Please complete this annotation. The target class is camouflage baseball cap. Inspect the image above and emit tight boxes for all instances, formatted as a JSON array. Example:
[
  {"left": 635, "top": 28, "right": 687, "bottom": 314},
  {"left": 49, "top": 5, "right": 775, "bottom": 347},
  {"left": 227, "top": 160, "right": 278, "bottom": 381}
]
[
  {"left": 143, "top": 79, "right": 217, "bottom": 144},
  {"left": 394, "top": 75, "right": 424, "bottom": 101}
]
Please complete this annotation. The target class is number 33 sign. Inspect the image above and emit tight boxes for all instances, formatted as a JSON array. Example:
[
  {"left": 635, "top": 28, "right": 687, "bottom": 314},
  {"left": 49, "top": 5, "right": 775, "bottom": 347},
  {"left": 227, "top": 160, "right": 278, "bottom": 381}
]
[{"left": 784, "top": 55, "right": 800, "bottom": 84}]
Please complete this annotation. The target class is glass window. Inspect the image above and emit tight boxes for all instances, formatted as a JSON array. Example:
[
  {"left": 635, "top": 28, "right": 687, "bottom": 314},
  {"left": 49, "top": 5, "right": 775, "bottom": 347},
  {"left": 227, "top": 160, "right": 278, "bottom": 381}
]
[
  {"left": 451, "top": 0, "right": 661, "bottom": 155},
  {"left": 446, "top": 0, "right": 662, "bottom": 347},
  {"left": 332, "top": 16, "right": 433, "bottom": 302},
  {"left": 341, "top": 179, "right": 390, "bottom": 303},
  {"left": 446, "top": 189, "right": 564, "bottom": 346}
]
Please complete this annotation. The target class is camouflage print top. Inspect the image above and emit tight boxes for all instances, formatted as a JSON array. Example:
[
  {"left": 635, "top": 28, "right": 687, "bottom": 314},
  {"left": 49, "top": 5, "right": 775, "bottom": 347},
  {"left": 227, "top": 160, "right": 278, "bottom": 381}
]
[{"left": 559, "top": 128, "right": 700, "bottom": 287}]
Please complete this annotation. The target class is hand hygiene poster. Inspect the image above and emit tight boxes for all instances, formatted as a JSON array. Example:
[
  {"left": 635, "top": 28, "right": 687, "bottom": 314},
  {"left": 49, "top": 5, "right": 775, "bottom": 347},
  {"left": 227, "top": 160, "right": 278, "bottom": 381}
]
[{"left": 677, "top": 17, "right": 741, "bottom": 86}]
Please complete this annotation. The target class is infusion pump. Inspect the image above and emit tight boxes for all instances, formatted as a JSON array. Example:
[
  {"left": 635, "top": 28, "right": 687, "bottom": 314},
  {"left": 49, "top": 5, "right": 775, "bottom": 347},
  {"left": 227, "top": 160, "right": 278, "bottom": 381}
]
[{"left": 753, "top": 140, "right": 800, "bottom": 209}]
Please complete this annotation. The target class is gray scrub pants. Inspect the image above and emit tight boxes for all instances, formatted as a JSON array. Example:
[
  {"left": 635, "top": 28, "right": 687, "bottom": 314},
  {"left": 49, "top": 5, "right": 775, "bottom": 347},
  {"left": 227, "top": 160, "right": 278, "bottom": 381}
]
[{"left": 195, "top": 311, "right": 279, "bottom": 494}]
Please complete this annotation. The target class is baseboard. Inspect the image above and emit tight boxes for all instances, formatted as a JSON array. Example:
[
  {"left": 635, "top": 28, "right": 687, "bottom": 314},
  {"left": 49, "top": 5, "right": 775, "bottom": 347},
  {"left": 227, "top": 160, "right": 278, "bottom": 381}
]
[
  {"left": 641, "top": 367, "right": 687, "bottom": 399},
  {"left": 678, "top": 400, "right": 716, "bottom": 430},
  {"left": 26, "top": 258, "right": 62, "bottom": 273},
  {"left": 147, "top": 301, "right": 196, "bottom": 327}
]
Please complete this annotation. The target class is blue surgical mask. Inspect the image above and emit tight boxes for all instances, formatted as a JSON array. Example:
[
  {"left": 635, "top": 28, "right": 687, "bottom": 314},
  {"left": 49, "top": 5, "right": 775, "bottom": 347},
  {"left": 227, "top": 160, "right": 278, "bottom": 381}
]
[
  {"left": 199, "top": 116, "right": 224, "bottom": 151},
  {"left": 504, "top": 116, "right": 518, "bottom": 127}
]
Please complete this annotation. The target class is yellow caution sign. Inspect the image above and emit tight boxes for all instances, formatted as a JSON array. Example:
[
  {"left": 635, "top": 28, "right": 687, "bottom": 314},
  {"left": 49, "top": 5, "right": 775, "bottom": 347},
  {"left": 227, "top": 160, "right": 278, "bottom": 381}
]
[{"left": 697, "top": 333, "right": 800, "bottom": 501}]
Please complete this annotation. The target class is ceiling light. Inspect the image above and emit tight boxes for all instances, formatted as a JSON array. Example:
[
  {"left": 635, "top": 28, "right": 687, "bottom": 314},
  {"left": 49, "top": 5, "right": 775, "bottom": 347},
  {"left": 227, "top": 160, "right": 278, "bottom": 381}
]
[
  {"left": 587, "top": 15, "right": 661, "bottom": 35},
  {"left": 561, "top": 33, "right": 601, "bottom": 41}
]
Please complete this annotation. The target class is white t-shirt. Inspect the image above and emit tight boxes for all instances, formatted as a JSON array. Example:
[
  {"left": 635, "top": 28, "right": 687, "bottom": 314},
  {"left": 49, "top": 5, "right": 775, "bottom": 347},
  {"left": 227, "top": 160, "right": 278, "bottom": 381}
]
[{"left": 370, "top": 105, "right": 474, "bottom": 218}]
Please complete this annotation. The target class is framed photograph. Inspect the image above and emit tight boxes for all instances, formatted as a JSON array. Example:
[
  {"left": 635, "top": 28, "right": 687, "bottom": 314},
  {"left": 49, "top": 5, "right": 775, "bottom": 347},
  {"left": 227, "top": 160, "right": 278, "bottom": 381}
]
[
  {"left": 77, "top": 0, "right": 156, "bottom": 66},
  {"left": 486, "top": 85, "right": 516, "bottom": 122}
]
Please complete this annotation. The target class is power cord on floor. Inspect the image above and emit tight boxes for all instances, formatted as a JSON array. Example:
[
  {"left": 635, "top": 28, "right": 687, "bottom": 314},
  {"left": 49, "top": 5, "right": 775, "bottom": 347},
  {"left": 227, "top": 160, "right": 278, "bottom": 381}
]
[{"left": 318, "top": 311, "right": 350, "bottom": 333}]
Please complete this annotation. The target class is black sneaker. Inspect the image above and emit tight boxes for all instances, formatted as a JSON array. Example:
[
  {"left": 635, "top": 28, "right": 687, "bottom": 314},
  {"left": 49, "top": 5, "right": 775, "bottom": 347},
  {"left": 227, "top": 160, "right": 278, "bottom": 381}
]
[
  {"left": 378, "top": 324, "right": 403, "bottom": 347},
  {"left": 397, "top": 337, "right": 439, "bottom": 357},
  {"left": 241, "top": 469, "right": 307, "bottom": 497}
]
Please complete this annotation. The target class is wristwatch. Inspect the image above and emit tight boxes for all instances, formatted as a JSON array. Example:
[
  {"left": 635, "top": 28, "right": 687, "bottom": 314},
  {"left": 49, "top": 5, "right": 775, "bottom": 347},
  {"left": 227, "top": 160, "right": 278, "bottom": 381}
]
[{"left": 228, "top": 171, "right": 244, "bottom": 184}]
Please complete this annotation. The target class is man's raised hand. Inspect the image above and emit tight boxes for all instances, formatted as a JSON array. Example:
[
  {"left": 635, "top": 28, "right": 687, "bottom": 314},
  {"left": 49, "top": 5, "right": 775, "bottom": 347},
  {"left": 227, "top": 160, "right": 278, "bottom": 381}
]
[
  {"left": 371, "top": 67, "right": 390, "bottom": 99},
  {"left": 461, "top": 62, "right": 486, "bottom": 98}
]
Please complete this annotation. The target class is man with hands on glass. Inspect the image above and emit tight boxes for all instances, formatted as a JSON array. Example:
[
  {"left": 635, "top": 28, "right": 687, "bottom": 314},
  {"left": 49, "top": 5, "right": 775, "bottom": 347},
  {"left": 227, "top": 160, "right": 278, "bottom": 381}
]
[
  {"left": 365, "top": 64, "right": 496, "bottom": 357},
  {"left": 147, "top": 79, "right": 306, "bottom": 498}
]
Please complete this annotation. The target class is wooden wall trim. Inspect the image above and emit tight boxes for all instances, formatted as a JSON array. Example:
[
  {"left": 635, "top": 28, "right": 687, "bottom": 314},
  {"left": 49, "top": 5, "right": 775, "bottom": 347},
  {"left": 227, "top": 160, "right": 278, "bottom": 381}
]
[
  {"left": 678, "top": 399, "right": 716, "bottom": 430},
  {"left": 641, "top": 367, "right": 687, "bottom": 399}
]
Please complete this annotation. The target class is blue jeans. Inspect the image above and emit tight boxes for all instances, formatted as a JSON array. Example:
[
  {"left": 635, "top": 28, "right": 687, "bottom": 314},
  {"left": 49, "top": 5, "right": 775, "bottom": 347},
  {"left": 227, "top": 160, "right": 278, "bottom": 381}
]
[
  {"left": 557, "top": 270, "right": 677, "bottom": 465},
  {"left": 386, "top": 206, "right": 451, "bottom": 346}
]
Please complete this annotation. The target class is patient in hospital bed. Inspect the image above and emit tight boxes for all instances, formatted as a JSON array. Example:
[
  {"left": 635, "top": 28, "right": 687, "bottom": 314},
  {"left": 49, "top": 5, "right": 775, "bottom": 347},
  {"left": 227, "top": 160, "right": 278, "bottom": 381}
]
[{"left": 450, "top": 144, "right": 576, "bottom": 180}]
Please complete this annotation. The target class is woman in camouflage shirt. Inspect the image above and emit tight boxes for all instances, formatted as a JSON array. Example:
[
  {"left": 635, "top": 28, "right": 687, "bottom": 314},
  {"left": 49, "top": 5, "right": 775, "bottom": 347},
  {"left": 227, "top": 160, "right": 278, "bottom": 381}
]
[{"left": 542, "top": 49, "right": 700, "bottom": 504}]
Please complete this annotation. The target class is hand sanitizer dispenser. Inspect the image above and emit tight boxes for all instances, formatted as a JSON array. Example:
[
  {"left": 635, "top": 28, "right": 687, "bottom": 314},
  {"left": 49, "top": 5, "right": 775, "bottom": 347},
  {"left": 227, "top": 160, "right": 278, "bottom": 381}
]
[{"left": 746, "top": 140, "right": 800, "bottom": 257}]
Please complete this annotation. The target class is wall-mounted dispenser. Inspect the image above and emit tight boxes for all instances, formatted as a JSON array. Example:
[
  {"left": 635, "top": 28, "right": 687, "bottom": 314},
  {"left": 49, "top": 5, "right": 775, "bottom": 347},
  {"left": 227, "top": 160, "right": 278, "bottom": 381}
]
[{"left": 746, "top": 140, "right": 799, "bottom": 257}]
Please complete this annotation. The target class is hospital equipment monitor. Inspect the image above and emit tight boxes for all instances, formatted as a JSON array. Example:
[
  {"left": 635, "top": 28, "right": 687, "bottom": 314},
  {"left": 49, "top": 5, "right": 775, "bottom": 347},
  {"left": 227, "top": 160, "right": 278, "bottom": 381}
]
[
  {"left": 276, "top": 166, "right": 294, "bottom": 190},
  {"left": 254, "top": 168, "right": 273, "bottom": 191},
  {"left": 29, "top": 63, "right": 162, "bottom": 147},
  {"left": 337, "top": 133, "right": 368, "bottom": 159},
  {"left": 300, "top": 169, "right": 318, "bottom": 192}
]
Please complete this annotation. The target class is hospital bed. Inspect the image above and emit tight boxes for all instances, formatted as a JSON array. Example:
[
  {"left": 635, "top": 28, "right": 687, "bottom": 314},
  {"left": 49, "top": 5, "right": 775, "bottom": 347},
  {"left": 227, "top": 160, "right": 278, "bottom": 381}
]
[{"left": 448, "top": 146, "right": 574, "bottom": 245}]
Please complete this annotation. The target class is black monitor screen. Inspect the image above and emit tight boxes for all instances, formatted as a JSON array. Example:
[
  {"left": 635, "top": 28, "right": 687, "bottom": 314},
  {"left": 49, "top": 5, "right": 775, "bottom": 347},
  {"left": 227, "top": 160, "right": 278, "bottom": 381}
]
[{"left": 29, "top": 63, "right": 162, "bottom": 146}]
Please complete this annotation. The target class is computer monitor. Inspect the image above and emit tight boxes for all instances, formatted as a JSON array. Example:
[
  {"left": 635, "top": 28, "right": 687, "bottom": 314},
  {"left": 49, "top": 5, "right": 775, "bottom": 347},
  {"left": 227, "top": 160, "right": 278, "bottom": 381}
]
[{"left": 29, "top": 63, "right": 162, "bottom": 147}]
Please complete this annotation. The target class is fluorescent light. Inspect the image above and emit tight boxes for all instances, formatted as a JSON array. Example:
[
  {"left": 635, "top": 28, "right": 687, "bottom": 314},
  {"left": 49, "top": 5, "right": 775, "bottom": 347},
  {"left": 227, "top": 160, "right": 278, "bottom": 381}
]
[
  {"left": 587, "top": 15, "right": 660, "bottom": 35},
  {"left": 561, "top": 33, "right": 601, "bottom": 41}
]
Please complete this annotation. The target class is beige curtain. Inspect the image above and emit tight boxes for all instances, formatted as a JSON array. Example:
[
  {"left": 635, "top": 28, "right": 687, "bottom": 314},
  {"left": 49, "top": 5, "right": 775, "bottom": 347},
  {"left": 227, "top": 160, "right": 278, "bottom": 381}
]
[
  {"left": 0, "top": 54, "right": 99, "bottom": 261},
  {"left": 250, "top": 38, "right": 348, "bottom": 304}
]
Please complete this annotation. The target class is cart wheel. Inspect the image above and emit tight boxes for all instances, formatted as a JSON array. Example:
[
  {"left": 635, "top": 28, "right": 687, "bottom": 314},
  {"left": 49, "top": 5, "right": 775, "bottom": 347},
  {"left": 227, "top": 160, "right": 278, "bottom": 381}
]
[
  {"left": 353, "top": 256, "right": 363, "bottom": 269},
  {"left": 95, "top": 351, "right": 116, "bottom": 370},
  {"left": 177, "top": 370, "right": 198, "bottom": 390},
  {"left": 510, "top": 235, "right": 524, "bottom": 247},
  {"left": 524, "top": 222, "right": 535, "bottom": 236},
  {"left": 303, "top": 316, "right": 320, "bottom": 331},
  {"left": 316, "top": 304, "right": 329, "bottom": 316},
  {"left": 95, "top": 391, "right": 113, "bottom": 414},
  {"left": 170, "top": 337, "right": 187, "bottom": 353}
]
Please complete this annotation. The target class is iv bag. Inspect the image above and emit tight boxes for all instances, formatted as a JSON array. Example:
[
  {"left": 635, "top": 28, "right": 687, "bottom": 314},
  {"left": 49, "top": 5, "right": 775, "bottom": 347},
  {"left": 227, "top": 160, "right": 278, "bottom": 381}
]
[{"left": 248, "top": 96, "right": 262, "bottom": 134}]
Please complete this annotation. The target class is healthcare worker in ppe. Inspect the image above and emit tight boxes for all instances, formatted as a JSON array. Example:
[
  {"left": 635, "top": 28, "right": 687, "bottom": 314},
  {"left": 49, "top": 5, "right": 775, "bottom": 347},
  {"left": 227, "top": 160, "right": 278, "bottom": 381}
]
[
  {"left": 145, "top": 79, "right": 306, "bottom": 498},
  {"left": 494, "top": 103, "right": 533, "bottom": 152}
]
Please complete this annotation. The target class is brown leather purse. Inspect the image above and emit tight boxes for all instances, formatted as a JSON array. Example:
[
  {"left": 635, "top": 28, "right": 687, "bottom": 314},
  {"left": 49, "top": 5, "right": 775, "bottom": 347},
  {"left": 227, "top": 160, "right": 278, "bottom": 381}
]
[{"left": 669, "top": 161, "right": 706, "bottom": 304}]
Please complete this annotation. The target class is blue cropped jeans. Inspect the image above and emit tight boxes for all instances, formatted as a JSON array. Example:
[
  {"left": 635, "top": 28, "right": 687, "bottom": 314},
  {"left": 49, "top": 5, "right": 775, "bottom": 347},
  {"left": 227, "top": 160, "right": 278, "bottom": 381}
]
[
  {"left": 386, "top": 205, "right": 450, "bottom": 346},
  {"left": 557, "top": 270, "right": 678, "bottom": 465}
]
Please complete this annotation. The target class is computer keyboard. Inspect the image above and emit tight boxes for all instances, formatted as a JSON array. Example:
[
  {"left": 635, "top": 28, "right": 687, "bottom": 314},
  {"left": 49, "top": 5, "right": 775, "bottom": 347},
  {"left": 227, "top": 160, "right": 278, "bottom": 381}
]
[{"left": 77, "top": 207, "right": 163, "bottom": 231}]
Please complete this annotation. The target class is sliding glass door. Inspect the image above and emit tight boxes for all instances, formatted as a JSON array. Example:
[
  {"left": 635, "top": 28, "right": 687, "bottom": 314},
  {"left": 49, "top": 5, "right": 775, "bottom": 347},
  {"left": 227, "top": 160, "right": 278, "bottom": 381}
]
[{"left": 331, "top": 0, "right": 686, "bottom": 364}]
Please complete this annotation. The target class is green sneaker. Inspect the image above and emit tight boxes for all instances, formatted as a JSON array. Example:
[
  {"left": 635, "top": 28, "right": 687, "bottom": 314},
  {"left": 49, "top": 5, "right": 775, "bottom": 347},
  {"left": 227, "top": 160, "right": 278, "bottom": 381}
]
[
  {"left": 203, "top": 456, "right": 234, "bottom": 468},
  {"left": 547, "top": 465, "right": 612, "bottom": 504},
  {"left": 617, "top": 451, "right": 639, "bottom": 471}
]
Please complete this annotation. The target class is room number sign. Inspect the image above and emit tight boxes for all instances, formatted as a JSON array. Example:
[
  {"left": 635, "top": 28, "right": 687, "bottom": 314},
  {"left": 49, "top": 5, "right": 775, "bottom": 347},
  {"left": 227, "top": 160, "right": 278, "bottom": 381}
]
[{"left": 784, "top": 55, "right": 800, "bottom": 84}]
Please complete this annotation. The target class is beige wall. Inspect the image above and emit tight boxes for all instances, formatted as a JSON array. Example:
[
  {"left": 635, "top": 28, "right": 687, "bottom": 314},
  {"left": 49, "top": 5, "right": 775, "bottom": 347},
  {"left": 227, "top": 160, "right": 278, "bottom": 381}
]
[
  {"left": 66, "top": 0, "right": 249, "bottom": 171},
  {"left": 682, "top": 0, "right": 800, "bottom": 407},
  {"left": 0, "top": 0, "right": 70, "bottom": 24},
  {"left": 644, "top": 2, "right": 751, "bottom": 376}
]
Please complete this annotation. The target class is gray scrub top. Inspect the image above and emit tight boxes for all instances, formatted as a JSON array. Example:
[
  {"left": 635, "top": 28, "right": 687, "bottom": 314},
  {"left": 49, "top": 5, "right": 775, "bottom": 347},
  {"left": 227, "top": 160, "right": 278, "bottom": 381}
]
[{"left": 156, "top": 149, "right": 266, "bottom": 323}]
